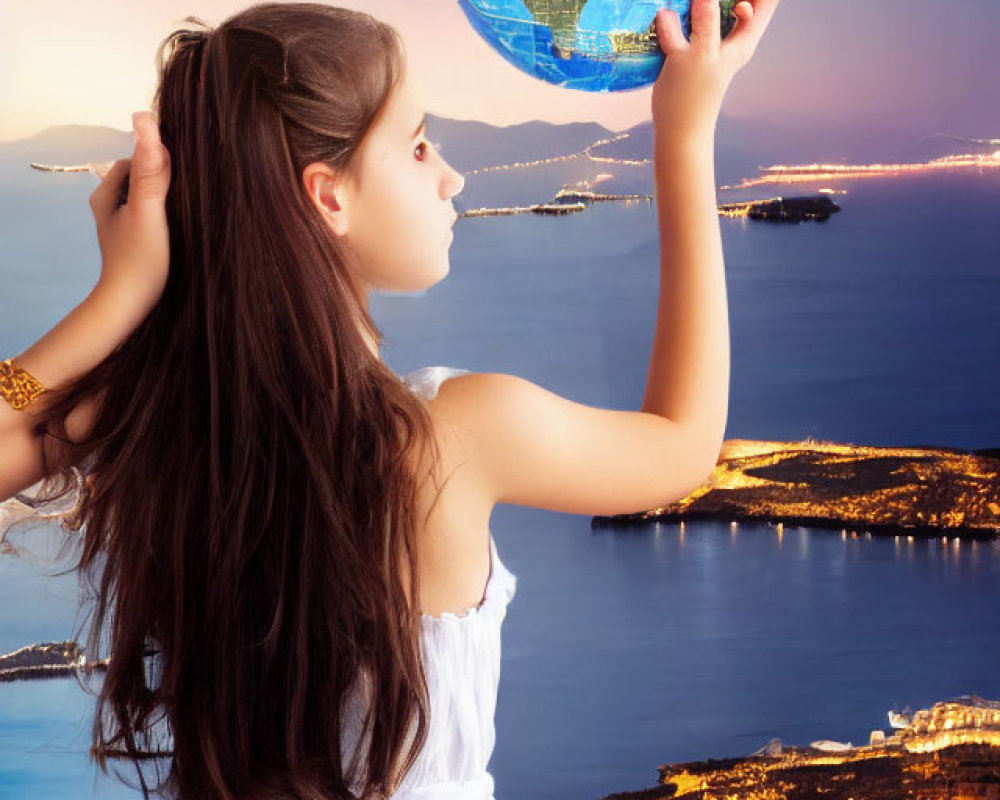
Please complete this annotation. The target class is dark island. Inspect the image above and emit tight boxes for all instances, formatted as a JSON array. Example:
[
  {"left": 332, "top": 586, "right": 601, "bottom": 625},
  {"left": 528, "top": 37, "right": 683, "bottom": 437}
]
[{"left": 719, "top": 195, "right": 842, "bottom": 222}]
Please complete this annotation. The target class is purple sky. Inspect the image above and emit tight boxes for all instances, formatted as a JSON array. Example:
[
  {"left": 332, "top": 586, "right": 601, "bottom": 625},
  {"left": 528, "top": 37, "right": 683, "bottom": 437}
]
[{"left": 2, "top": 0, "right": 998, "bottom": 142}]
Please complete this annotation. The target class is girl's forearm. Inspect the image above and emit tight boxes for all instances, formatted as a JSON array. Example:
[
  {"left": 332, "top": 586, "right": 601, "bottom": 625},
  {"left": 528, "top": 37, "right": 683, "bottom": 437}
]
[
  {"left": 641, "top": 129, "right": 730, "bottom": 457},
  {"left": 1, "top": 111, "right": 170, "bottom": 496},
  {"left": 1, "top": 280, "right": 140, "bottom": 436}
]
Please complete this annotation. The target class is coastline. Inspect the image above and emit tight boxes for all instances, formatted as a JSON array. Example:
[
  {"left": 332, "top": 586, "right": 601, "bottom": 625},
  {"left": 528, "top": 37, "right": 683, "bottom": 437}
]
[
  {"left": 594, "top": 438, "right": 1000, "bottom": 540},
  {"left": 601, "top": 698, "right": 1000, "bottom": 800}
]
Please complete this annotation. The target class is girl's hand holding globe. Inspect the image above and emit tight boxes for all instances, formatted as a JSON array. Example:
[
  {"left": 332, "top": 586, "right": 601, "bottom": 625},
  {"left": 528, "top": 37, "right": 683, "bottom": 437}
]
[
  {"left": 652, "top": 0, "right": 781, "bottom": 141},
  {"left": 458, "top": 0, "right": 778, "bottom": 94}
]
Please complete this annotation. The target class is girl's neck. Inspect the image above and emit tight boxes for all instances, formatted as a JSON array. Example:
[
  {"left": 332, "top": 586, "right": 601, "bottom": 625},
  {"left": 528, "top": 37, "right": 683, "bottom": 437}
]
[{"left": 359, "top": 290, "right": 381, "bottom": 361}]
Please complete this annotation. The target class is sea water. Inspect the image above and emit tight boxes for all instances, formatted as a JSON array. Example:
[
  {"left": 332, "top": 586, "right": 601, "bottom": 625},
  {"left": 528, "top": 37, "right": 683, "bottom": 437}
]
[
  {"left": 1, "top": 159, "right": 998, "bottom": 798},
  {"left": 382, "top": 171, "right": 1000, "bottom": 798}
]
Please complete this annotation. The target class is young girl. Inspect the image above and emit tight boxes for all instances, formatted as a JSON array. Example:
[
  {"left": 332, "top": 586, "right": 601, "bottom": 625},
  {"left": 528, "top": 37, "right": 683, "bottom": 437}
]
[{"left": 0, "top": 1, "right": 780, "bottom": 797}]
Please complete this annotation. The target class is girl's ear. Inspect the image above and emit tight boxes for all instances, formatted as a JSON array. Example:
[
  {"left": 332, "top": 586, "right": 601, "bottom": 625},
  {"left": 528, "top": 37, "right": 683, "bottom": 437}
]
[{"left": 302, "top": 162, "right": 351, "bottom": 237}]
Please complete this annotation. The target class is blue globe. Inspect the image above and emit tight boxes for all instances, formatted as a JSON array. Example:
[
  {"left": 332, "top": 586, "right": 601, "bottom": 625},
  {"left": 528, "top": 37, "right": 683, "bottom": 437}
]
[{"left": 458, "top": 0, "right": 737, "bottom": 92}]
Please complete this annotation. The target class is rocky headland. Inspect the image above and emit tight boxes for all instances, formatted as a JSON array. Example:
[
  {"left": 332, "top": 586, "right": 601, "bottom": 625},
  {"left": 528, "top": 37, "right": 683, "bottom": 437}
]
[
  {"left": 601, "top": 697, "right": 1000, "bottom": 800},
  {"left": 594, "top": 439, "right": 1000, "bottom": 539},
  {"left": 0, "top": 641, "right": 104, "bottom": 683}
]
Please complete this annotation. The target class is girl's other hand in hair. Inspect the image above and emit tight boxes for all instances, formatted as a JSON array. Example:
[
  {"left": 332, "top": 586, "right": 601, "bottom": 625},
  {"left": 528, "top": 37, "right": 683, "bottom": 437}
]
[
  {"left": 89, "top": 111, "right": 171, "bottom": 317},
  {"left": 651, "top": 0, "right": 781, "bottom": 142}
]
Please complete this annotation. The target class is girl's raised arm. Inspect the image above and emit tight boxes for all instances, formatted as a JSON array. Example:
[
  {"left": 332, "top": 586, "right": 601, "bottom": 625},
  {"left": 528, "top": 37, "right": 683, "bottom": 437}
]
[
  {"left": 0, "top": 112, "right": 171, "bottom": 502},
  {"left": 432, "top": 0, "right": 781, "bottom": 517}
]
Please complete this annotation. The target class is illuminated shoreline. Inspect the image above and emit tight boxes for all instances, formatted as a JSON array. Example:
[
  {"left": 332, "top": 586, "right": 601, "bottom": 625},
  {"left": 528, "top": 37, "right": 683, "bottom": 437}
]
[
  {"left": 595, "top": 439, "right": 1000, "bottom": 540},
  {"left": 606, "top": 698, "right": 1000, "bottom": 800},
  {"left": 720, "top": 149, "right": 1000, "bottom": 191}
]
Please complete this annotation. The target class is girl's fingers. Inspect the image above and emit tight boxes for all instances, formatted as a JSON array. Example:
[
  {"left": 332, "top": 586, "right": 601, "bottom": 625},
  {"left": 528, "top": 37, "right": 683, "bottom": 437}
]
[
  {"left": 723, "top": 0, "right": 780, "bottom": 54},
  {"left": 689, "top": 0, "right": 721, "bottom": 49},
  {"left": 732, "top": 1, "right": 754, "bottom": 26},
  {"left": 655, "top": 8, "right": 689, "bottom": 56},
  {"left": 89, "top": 158, "right": 131, "bottom": 219},
  {"left": 126, "top": 112, "right": 171, "bottom": 214}
]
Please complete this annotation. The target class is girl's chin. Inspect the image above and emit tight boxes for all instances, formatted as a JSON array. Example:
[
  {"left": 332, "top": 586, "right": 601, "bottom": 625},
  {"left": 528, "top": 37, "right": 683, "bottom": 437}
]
[{"left": 376, "top": 267, "right": 449, "bottom": 294}]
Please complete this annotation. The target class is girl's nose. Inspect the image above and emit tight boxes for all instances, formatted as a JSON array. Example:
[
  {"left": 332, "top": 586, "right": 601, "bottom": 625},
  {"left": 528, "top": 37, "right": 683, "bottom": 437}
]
[{"left": 441, "top": 159, "right": 465, "bottom": 200}]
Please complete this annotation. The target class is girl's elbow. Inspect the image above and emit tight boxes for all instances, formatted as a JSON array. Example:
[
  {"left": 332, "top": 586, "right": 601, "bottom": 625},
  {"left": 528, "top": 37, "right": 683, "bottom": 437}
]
[{"left": 682, "top": 433, "right": 725, "bottom": 498}]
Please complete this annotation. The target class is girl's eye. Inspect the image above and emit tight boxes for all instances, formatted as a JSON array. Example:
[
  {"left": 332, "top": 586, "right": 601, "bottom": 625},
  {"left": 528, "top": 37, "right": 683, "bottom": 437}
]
[{"left": 414, "top": 140, "right": 443, "bottom": 162}]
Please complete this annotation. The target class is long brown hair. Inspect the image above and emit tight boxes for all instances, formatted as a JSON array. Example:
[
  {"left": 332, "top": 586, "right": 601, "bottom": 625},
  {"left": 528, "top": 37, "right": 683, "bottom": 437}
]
[{"left": 33, "top": 4, "right": 441, "bottom": 797}]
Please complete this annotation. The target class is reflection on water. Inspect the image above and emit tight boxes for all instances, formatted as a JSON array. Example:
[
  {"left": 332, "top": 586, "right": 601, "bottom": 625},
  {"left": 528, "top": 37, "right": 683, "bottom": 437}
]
[{"left": 491, "top": 514, "right": 1000, "bottom": 799}]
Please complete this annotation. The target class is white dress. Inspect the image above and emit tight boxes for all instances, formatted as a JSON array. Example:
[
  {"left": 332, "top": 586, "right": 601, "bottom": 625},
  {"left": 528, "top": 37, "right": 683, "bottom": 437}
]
[{"left": 0, "top": 365, "right": 517, "bottom": 800}]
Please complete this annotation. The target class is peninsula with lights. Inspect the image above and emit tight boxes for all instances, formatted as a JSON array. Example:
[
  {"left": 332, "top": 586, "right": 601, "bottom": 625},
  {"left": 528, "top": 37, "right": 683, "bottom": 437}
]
[
  {"left": 601, "top": 697, "right": 1000, "bottom": 800},
  {"left": 460, "top": 186, "right": 654, "bottom": 218},
  {"left": 461, "top": 190, "right": 841, "bottom": 221},
  {"left": 594, "top": 439, "right": 1000, "bottom": 539}
]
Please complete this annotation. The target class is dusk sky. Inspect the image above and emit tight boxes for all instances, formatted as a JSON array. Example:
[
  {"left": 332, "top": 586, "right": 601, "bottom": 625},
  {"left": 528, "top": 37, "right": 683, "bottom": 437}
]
[{"left": 2, "top": 0, "right": 999, "bottom": 143}]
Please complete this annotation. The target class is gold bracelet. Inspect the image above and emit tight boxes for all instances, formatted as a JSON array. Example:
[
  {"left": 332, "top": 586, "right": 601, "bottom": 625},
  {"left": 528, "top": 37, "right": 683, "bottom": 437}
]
[{"left": 0, "top": 358, "right": 46, "bottom": 410}]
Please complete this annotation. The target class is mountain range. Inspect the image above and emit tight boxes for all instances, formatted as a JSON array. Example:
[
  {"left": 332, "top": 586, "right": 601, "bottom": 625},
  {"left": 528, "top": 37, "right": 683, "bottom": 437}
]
[{"left": 2, "top": 114, "right": 992, "bottom": 195}]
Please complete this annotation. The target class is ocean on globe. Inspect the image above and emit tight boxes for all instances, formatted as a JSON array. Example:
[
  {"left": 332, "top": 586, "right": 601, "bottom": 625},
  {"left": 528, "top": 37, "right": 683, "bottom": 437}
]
[{"left": 457, "top": 0, "right": 737, "bottom": 92}]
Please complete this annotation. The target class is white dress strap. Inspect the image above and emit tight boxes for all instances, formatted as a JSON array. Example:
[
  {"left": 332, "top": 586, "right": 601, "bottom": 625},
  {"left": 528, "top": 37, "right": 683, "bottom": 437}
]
[{"left": 401, "top": 366, "right": 471, "bottom": 401}]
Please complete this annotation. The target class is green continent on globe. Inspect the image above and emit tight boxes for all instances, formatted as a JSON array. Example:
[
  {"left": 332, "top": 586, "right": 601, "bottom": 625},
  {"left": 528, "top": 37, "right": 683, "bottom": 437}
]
[
  {"left": 458, "top": 0, "right": 738, "bottom": 92},
  {"left": 522, "top": 0, "right": 589, "bottom": 41}
]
